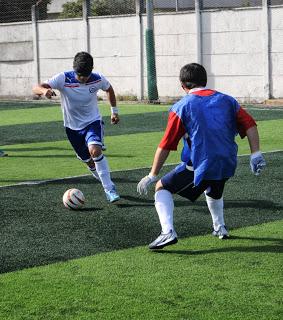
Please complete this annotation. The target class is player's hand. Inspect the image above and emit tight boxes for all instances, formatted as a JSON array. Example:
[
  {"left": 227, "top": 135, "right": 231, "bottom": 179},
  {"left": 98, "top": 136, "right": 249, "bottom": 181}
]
[
  {"left": 250, "top": 151, "right": 266, "bottom": 175},
  {"left": 137, "top": 174, "right": 157, "bottom": 195},
  {"left": 44, "top": 88, "right": 56, "bottom": 99},
  {"left": 111, "top": 114, "right": 119, "bottom": 125}
]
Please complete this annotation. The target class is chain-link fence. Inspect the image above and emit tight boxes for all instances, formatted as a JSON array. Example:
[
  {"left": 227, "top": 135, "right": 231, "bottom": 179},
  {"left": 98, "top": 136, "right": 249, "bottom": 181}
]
[
  {"left": 2, "top": 0, "right": 283, "bottom": 23},
  {"left": 0, "top": 0, "right": 50, "bottom": 23},
  {"left": 0, "top": 0, "right": 283, "bottom": 101}
]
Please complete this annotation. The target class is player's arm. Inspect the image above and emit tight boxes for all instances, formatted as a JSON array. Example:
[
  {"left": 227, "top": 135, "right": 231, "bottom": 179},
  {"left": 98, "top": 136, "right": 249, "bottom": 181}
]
[
  {"left": 105, "top": 85, "right": 119, "bottom": 125},
  {"left": 137, "top": 112, "right": 186, "bottom": 195},
  {"left": 236, "top": 107, "right": 266, "bottom": 175},
  {"left": 149, "top": 147, "right": 171, "bottom": 177},
  {"left": 32, "top": 83, "right": 56, "bottom": 99},
  {"left": 246, "top": 126, "right": 260, "bottom": 153},
  {"left": 149, "top": 112, "right": 186, "bottom": 176}
]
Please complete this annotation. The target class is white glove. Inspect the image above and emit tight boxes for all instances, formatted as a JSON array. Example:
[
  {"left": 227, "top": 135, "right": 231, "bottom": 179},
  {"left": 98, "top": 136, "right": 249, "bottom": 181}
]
[
  {"left": 250, "top": 151, "right": 266, "bottom": 175},
  {"left": 137, "top": 174, "right": 157, "bottom": 195}
]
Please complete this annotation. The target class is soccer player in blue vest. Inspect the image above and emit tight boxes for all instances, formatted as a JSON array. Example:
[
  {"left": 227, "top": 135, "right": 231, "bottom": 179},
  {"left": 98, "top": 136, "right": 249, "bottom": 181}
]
[
  {"left": 137, "top": 63, "right": 266, "bottom": 249},
  {"left": 33, "top": 52, "right": 120, "bottom": 203}
]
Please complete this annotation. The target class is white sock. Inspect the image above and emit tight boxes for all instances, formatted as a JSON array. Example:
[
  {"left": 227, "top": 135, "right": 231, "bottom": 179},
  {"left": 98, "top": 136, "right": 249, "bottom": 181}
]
[
  {"left": 205, "top": 194, "right": 224, "bottom": 230},
  {"left": 155, "top": 189, "right": 174, "bottom": 234},
  {"left": 88, "top": 167, "right": 100, "bottom": 180},
  {"left": 93, "top": 155, "right": 114, "bottom": 192}
]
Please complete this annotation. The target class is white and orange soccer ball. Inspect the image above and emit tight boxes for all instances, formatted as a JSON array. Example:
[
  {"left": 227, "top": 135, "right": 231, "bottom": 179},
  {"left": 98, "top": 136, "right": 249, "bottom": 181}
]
[{"left": 63, "top": 188, "right": 85, "bottom": 210}]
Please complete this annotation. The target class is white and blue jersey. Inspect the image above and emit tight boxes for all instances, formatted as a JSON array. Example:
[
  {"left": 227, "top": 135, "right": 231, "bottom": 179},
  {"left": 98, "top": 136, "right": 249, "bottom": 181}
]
[{"left": 46, "top": 71, "right": 110, "bottom": 130}]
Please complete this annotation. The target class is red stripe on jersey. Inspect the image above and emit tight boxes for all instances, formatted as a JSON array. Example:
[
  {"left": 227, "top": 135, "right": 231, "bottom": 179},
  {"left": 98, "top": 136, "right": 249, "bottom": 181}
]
[
  {"left": 190, "top": 89, "right": 216, "bottom": 96},
  {"left": 236, "top": 107, "right": 257, "bottom": 138},
  {"left": 64, "top": 84, "right": 80, "bottom": 88},
  {"left": 86, "top": 80, "right": 101, "bottom": 85},
  {"left": 159, "top": 112, "right": 186, "bottom": 150}
]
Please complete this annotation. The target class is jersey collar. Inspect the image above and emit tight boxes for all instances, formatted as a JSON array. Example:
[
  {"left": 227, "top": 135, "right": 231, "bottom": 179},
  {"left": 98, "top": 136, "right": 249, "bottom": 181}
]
[{"left": 188, "top": 87, "right": 206, "bottom": 93}]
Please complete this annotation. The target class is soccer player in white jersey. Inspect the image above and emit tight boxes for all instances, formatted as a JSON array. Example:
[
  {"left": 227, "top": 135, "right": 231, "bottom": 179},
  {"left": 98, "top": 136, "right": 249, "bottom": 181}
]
[{"left": 33, "top": 51, "right": 120, "bottom": 203}]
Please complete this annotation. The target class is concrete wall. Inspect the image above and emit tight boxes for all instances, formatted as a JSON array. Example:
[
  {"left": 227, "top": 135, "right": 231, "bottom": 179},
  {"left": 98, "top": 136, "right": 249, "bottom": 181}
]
[
  {"left": 0, "top": 6, "right": 282, "bottom": 101},
  {"left": 89, "top": 15, "right": 138, "bottom": 97},
  {"left": 201, "top": 8, "right": 264, "bottom": 101},
  {"left": 0, "top": 22, "right": 33, "bottom": 97},
  {"left": 38, "top": 19, "right": 85, "bottom": 80},
  {"left": 270, "top": 7, "right": 283, "bottom": 98}
]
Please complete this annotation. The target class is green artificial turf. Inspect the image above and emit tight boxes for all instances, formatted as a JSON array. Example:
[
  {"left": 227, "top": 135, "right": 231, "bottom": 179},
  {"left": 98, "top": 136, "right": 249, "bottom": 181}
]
[
  {"left": 0, "top": 118, "right": 282, "bottom": 186},
  {"left": 0, "top": 111, "right": 169, "bottom": 145},
  {"left": 0, "top": 221, "right": 282, "bottom": 320},
  {"left": 0, "top": 103, "right": 170, "bottom": 126},
  {"left": 0, "top": 152, "right": 282, "bottom": 274},
  {"left": 0, "top": 102, "right": 282, "bottom": 320}
]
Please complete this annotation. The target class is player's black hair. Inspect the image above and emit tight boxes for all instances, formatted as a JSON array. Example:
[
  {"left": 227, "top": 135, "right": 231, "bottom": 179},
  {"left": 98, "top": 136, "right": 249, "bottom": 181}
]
[
  {"left": 73, "top": 51, "right": 93, "bottom": 76},
  {"left": 179, "top": 63, "right": 207, "bottom": 89}
]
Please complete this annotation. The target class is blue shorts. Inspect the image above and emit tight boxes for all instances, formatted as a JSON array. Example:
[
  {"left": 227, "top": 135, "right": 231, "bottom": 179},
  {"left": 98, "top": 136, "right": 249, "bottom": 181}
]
[
  {"left": 65, "top": 120, "right": 104, "bottom": 162},
  {"left": 161, "top": 162, "right": 227, "bottom": 201}
]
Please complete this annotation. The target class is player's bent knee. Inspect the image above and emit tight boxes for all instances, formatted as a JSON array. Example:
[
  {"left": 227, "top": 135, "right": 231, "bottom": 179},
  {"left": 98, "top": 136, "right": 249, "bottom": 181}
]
[
  {"left": 88, "top": 144, "right": 102, "bottom": 158},
  {"left": 155, "top": 180, "right": 164, "bottom": 192}
]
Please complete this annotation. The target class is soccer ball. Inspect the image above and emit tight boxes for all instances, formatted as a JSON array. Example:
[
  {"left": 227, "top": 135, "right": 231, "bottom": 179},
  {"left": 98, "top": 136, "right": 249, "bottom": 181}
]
[{"left": 63, "top": 188, "right": 85, "bottom": 210}]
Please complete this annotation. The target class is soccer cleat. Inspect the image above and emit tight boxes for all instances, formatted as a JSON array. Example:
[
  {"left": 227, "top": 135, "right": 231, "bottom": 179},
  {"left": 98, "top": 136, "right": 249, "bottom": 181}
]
[
  {"left": 0, "top": 150, "right": 8, "bottom": 157},
  {"left": 212, "top": 225, "right": 229, "bottom": 239},
  {"left": 105, "top": 188, "right": 120, "bottom": 203},
  {"left": 148, "top": 230, "right": 178, "bottom": 250}
]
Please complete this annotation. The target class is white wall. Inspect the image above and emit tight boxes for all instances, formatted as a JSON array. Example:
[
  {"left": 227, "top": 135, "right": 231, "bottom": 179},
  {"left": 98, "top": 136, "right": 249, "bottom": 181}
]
[
  {"left": 270, "top": 7, "right": 283, "bottom": 98},
  {"left": 153, "top": 12, "right": 198, "bottom": 98},
  {"left": 38, "top": 19, "right": 85, "bottom": 81},
  {"left": 89, "top": 15, "right": 138, "bottom": 97},
  {"left": 201, "top": 8, "right": 264, "bottom": 101},
  {"left": 0, "top": 22, "right": 33, "bottom": 97},
  {"left": 0, "top": 6, "right": 282, "bottom": 101}
]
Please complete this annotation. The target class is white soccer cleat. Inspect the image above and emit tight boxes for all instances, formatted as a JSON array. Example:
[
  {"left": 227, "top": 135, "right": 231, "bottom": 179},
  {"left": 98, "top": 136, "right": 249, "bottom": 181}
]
[
  {"left": 148, "top": 230, "right": 178, "bottom": 250},
  {"left": 212, "top": 225, "right": 229, "bottom": 239},
  {"left": 105, "top": 188, "right": 120, "bottom": 203}
]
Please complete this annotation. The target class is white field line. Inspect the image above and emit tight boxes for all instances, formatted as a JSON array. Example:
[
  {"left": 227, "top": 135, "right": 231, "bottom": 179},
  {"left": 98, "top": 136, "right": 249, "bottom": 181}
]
[
  {"left": 0, "top": 149, "right": 282, "bottom": 189},
  {"left": 244, "top": 107, "right": 283, "bottom": 111}
]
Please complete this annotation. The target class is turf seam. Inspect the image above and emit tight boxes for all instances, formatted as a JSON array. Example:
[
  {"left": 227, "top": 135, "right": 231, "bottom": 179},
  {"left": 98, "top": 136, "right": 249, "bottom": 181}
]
[{"left": 0, "top": 150, "right": 281, "bottom": 189}]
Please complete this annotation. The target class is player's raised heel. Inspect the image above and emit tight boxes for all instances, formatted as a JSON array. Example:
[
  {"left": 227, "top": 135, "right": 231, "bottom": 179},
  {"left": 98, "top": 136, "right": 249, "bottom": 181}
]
[
  {"left": 105, "top": 188, "right": 120, "bottom": 203},
  {"left": 212, "top": 225, "right": 229, "bottom": 239},
  {"left": 149, "top": 230, "right": 178, "bottom": 250}
]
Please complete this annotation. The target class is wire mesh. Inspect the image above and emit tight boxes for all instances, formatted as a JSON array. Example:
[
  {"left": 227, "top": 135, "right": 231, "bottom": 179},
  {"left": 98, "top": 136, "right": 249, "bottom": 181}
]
[
  {"left": 1, "top": 0, "right": 282, "bottom": 23},
  {"left": 0, "top": 0, "right": 283, "bottom": 100},
  {"left": 0, "top": 0, "right": 52, "bottom": 23}
]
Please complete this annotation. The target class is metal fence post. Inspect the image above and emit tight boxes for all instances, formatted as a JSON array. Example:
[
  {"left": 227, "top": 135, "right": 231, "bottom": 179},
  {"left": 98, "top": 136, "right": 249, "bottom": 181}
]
[
  {"left": 136, "top": 0, "right": 144, "bottom": 101},
  {"left": 83, "top": 0, "right": 90, "bottom": 53},
  {"left": 195, "top": 0, "right": 202, "bottom": 65},
  {"left": 262, "top": 0, "right": 271, "bottom": 99},
  {"left": 32, "top": 5, "right": 40, "bottom": 85},
  {"left": 145, "top": 0, "right": 158, "bottom": 102}
]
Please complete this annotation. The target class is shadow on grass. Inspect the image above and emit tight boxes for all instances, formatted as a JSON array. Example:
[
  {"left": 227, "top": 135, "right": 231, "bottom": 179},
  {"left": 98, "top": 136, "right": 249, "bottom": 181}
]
[
  {"left": 154, "top": 242, "right": 283, "bottom": 256},
  {"left": 6, "top": 153, "right": 133, "bottom": 160},
  {"left": 174, "top": 199, "right": 282, "bottom": 210},
  {"left": 0, "top": 153, "right": 283, "bottom": 274},
  {"left": 0, "top": 176, "right": 139, "bottom": 185},
  {"left": 5, "top": 146, "right": 71, "bottom": 152}
]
